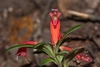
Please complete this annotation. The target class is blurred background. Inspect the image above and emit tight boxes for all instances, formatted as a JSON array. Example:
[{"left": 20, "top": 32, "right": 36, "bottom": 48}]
[{"left": 0, "top": 0, "right": 100, "bottom": 67}]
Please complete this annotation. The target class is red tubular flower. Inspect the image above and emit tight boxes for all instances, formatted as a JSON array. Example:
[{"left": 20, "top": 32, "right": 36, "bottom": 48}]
[
  {"left": 16, "top": 47, "right": 26, "bottom": 58},
  {"left": 60, "top": 46, "right": 92, "bottom": 63},
  {"left": 60, "top": 46, "right": 72, "bottom": 51},
  {"left": 49, "top": 9, "right": 61, "bottom": 46},
  {"left": 16, "top": 41, "right": 37, "bottom": 58},
  {"left": 22, "top": 41, "right": 37, "bottom": 45}
]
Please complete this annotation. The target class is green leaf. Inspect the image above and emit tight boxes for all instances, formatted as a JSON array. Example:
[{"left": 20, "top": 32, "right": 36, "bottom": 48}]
[
  {"left": 56, "top": 55, "right": 64, "bottom": 63},
  {"left": 61, "top": 38, "right": 72, "bottom": 44},
  {"left": 40, "top": 58, "right": 54, "bottom": 66},
  {"left": 33, "top": 42, "right": 45, "bottom": 49},
  {"left": 6, "top": 44, "right": 34, "bottom": 53},
  {"left": 43, "top": 44, "right": 54, "bottom": 58},
  {"left": 6, "top": 42, "right": 45, "bottom": 53},
  {"left": 61, "top": 25, "right": 82, "bottom": 42},
  {"left": 57, "top": 50, "right": 70, "bottom": 55},
  {"left": 64, "top": 47, "right": 84, "bottom": 63}
]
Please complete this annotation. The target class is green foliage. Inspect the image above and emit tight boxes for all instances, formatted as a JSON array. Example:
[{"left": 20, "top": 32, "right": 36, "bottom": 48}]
[
  {"left": 32, "top": 42, "right": 45, "bottom": 49},
  {"left": 57, "top": 50, "right": 70, "bottom": 55},
  {"left": 42, "top": 44, "right": 55, "bottom": 58},
  {"left": 6, "top": 42, "right": 45, "bottom": 53},
  {"left": 40, "top": 58, "right": 54, "bottom": 66},
  {"left": 6, "top": 44, "right": 34, "bottom": 53}
]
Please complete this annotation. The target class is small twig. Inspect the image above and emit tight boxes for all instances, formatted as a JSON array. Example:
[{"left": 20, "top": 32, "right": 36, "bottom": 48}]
[
  {"left": 67, "top": 10, "right": 89, "bottom": 19},
  {"left": 24, "top": 58, "right": 29, "bottom": 64},
  {"left": 64, "top": 10, "right": 100, "bottom": 22}
]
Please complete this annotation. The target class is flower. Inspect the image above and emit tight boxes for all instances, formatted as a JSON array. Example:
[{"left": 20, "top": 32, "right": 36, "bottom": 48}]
[
  {"left": 49, "top": 9, "right": 61, "bottom": 46},
  {"left": 22, "top": 41, "right": 37, "bottom": 45},
  {"left": 16, "top": 41, "right": 37, "bottom": 59},
  {"left": 75, "top": 53, "right": 92, "bottom": 62},
  {"left": 16, "top": 47, "right": 26, "bottom": 58},
  {"left": 60, "top": 45, "right": 72, "bottom": 51},
  {"left": 60, "top": 46, "right": 92, "bottom": 63}
]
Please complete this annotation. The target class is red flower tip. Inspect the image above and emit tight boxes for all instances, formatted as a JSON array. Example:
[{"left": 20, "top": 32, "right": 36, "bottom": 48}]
[
  {"left": 22, "top": 41, "right": 37, "bottom": 45},
  {"left": 49, "top": 9, "right": 61, "bottom": 27},
  {"left": 60, "top": 46, "right": 72, "bottom": 51},
  {"left": 16, "top": 47, "right": 26, "bottom": 58}
]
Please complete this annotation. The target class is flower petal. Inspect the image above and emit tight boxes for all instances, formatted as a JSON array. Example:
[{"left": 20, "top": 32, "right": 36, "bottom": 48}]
[
  {"left": 16, "top": 47, "right": 26, "bottom": 58},
  {"left": 49, "top": 9, "right": 61, "bottom": 46},
  {"left": 22, "top": 41, "right": 37, "bottom": 45},
  {"left": 60, "top": 46, "right": 72, "bottom": 51}
]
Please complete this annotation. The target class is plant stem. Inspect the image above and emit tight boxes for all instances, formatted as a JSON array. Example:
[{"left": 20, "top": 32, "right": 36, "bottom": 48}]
[
  {"left": 53, "top": 46, "right": 63, "bottom": 67},
  {"left": 58, "top": 63, "right": 63, "bottom": 67},
  {"left": 64, "top": 61, "right": 69, "bottom": 67}
]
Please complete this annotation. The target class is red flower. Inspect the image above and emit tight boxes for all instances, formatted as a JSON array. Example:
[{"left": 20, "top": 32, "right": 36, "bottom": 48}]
[
  {"left": 60, "top": 46, "right": 92, "bottom": 62},
  {"left": 16, "top": 47, "right": 26, "bottom": 58},
  {"left": 60, "top": 46, "right": 72, "bottom": 51},
  {"left": 75, "top": 54, "right": 92, "bottom": 62},
  {"left": 49, "top": 9, "right": 61, "bottom": 46},
  {"left": 16, "top": 41, "right": 37, "bottom": 58},
  {"left": 22, "top": 41, "right": 37, "bottom": 45}
]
